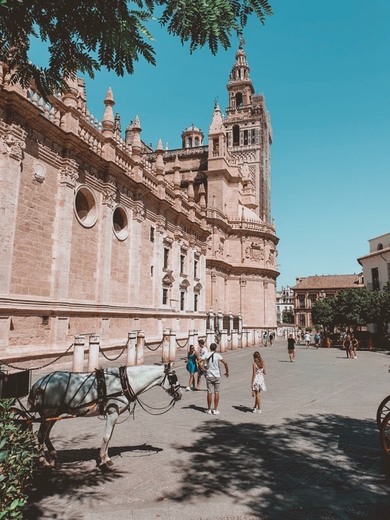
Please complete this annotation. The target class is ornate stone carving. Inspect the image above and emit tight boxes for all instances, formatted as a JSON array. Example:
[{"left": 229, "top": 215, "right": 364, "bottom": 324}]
[
  {"left": 33, "top": 163, "right": 46, "bottom": 183},
  {"left": 162, "top": 271, "right": 175, "bottom": 287},
  {"left": 102, "top": 177, "right": 117, "bottom": 207},
  {"left": 0, "top": 133, "right": 25, "bottom": 161},
  {"left": 245, "top": 241, "right": 264, "bottom": 262},
  {"left": 215, "top": 238, "right": 224, "bottom": 258},
  {"left": 133, "top": 202, "right": 145, "bottom": 222},
  {"left": 59, "top": 164, "right": 79, "bottom": 187},
  {"left": 266, "top": 248, "right": 277, "bottom": 268},
  {"left": 156, "top": 215, "right": 166, "bottom": 234}
]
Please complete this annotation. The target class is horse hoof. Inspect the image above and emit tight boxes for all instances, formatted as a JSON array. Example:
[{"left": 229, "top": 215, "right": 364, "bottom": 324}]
[{"left": 39, "top": 457, "right": 52, "bottom": 469}]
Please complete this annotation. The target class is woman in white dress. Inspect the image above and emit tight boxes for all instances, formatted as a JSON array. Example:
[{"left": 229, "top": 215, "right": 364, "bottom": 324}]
[{"left": 251, "top": 351, "right": 267, "bottom": 413}]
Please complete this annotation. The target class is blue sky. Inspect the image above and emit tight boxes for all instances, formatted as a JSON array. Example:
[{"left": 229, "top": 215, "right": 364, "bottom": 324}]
[{"left": 32, "top": 0, "right": 390, "bottom": 289}]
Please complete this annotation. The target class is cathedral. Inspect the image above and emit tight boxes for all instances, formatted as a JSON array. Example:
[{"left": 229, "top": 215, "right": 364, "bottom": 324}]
[{"left": 0, "top": 44, "right": 279, "bottom": 359}]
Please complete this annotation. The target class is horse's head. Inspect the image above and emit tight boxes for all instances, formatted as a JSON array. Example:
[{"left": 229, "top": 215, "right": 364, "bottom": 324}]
[{"left": 162, "top": 364, "right": 182, "bottom": 401}]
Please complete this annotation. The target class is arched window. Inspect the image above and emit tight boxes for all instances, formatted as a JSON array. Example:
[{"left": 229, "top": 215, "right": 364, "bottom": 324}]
[
  {"left": 235, "top": 92, "right": 243, "bottom": 108},
  {"left": 232, "top": 125, "right": 240, "bottom": 146}
]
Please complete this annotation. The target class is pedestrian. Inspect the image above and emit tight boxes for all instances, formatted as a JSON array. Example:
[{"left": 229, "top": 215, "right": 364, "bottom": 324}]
[
  {"left": 263, "top": 330, "right": 268, "bottom": 347},
  {"left": 287, "top": 333, "right": 296, "bottom": 362},
  {"left": 196, "top": 338, "right": 209, "bottom": 389},
  {"left": 269, "top": 331, "right": 274, "bottom": 346},
  {"left": 251, "top": 351, "right": 266, "bottom": 413},
  {"left": 185, "top": 344, "right": 199, "bottom": 391},
  {"left": 200, "top": 342, "right": 229, "bottom": 415},
  {"left": 304, "top": 331, "right": 311, "bottom": 348},
  {"left": 351, "top": 334, "right": 359, "bottom": 359},
  {"left": 343, "top": 332, "right": 352, "bottom": 359},
  {"left": 314, "top": 331, "right": 320, "bottom": 349},
  {"left": 297, "top": 330, "right": 302, "bottom": 345}
]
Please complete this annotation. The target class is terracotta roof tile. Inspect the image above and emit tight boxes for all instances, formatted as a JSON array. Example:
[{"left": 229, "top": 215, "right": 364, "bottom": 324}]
[{"left": 292, "top": 274, "right": 363, "bottom": 290}]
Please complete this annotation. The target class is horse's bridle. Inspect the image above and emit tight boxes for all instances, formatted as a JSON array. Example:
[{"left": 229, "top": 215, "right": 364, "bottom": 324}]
[{"left": 162, "top": 367, "right": 182, "bottom": 401}]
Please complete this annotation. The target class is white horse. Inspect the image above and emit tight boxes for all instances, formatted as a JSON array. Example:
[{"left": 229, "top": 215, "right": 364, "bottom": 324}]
[{"left": 28, "top": 364, "right": 181, "bottom": 469}]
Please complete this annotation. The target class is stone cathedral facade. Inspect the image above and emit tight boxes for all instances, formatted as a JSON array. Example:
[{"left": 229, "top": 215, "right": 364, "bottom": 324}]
[{"left": 0, "top": 45, "right": 278, "bottom": 359}]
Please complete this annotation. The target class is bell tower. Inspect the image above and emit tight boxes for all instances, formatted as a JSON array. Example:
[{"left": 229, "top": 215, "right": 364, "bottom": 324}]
[{"left": 224, "top": 42, "right": 272, "bottom": 223}]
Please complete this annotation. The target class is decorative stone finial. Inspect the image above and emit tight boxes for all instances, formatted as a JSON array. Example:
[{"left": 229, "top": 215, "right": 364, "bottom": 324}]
[{"left": 102, "top": 87, "right": 115, "bottom": 136}]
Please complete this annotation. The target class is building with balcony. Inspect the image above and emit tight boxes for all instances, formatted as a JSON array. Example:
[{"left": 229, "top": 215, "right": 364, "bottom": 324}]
[
  {"left": 292, "top": 274, "right": 364, "bottom": 329},
  {"left": 0, "top": 43, "right": 278, "bottom": 359},
  {"left": 276, "top": 286, "right": 294, "bottom": 324}
]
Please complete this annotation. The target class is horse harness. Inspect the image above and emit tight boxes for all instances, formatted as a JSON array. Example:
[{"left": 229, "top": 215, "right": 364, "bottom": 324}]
[{"left": 95, "top": 368, "right": 107, "bottom": 416}]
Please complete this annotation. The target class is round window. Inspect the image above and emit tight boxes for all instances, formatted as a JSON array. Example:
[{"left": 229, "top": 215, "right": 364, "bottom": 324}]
[
  {"left": 113, "top": 205, "right": 128, "bottom": 240},
  {"left": 74, "top": 186, "right": 97, "bottom": 228}
]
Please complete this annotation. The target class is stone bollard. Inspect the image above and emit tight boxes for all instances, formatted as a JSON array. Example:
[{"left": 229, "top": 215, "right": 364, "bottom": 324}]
[
  {"left": 217, "top": 310, "right": 224, "bottom": 332},
  {"left": 72, "top": 335, "right": 85, "bottom": 372},
  {"left": 126, "top": 331, "right": 137, "bottom": 366},
  {"left": 206, "top": 329, "right": 214, "bottom": 348},
  {"left": 162, "top": 328, "right": 170, "bottom": 363},
  {"left": 208, "top": 309, "right": 215, "bottom": 331},
  {"left": 169, "top": 330, "right": 176, "bottom": 362},
  {"left": 231, "top": 329, "right": 238, "bottom": 350},
  {"left": 136, "top": 331, "right": 145, "bottom": 365},
  {"left": 193, "top": 329, "right": 199, "bottom": 348},
  {"left": 244, "top": 330, "right": 249, "bottom": 349},
  {"left": 88, "top": 334, "right": 100, "bottom": 372},
  {"left": 220, "top": 329, "right": 227, "bottom": 352}
]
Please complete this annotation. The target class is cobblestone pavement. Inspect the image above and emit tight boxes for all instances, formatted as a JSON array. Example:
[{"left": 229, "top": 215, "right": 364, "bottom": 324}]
[{"left": 21, "top": 340, "right": 390, "bottom": 519}]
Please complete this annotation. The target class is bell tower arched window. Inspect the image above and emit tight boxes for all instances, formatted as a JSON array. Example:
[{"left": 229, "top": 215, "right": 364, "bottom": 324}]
[
  {"left": 235, "top": 92, "right": 243, "bottom": 108},
  {"left": 232, "top": 125, "right": 240, "bottom": 146}
]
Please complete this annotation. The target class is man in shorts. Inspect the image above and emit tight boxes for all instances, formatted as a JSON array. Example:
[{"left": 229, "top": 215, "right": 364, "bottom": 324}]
[{"left": 200, "top": 342, "right": 229, "bottom": 415}]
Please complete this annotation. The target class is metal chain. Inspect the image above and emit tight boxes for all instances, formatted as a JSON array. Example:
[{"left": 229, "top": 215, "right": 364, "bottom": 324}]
[
  {"left": 0, "top": 342, "right": 75, "bottom": 372},
  {"left": 175, "top": 338, "right": 189, "bottom": 348},
  {"left": 226, "top": 335, "right": 232, "bottom": 343},
  {"left": 145, "top": 340, "right": 164, "bottom": 351},
  {"left": 99, "top": 345, "right": 127, "bottom": 361}
]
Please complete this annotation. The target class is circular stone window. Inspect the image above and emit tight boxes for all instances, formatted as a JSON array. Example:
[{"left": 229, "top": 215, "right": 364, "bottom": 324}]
[
  {"left": 112, "top": 205, "right": 128, "bottom": 240},
  {"left": 74, "top": 186, "right": 98, "bottom": 228}
]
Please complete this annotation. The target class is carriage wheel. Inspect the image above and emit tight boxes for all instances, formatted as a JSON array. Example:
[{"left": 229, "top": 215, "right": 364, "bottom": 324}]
[
  {"left": 379, "top": 411, "right": 390, "bottom": 456},
  {"left": 376, "top": 395, "right": 390, "bottom": 430}
]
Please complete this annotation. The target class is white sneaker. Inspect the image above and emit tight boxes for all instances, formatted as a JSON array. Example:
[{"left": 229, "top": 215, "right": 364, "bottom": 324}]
[
  {"left": 252, "top": 408, "right": 257, "bottom": 413},
  {"left": 186, "top": 386, "right": 191, "bottom": 391},
  {"left": 206, "top": 409, "right": 212, "bottom": 414},
  {"left": 213, "top": 410, "right": 220, "bottom": 415},
  {"left": 258, "top": 410, "right": 262, "bottom": 414}
]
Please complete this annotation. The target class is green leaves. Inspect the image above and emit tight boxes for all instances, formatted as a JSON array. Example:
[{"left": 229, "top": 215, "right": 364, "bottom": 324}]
[
  {"left": 0, "top": 400, "right": 38, "bottom": 518},
  {"left": 312, "top": 287, "right": 390, "bottom": 340},
  {"left": 0, "top": 1, "right": 272, "bottom": 97}
]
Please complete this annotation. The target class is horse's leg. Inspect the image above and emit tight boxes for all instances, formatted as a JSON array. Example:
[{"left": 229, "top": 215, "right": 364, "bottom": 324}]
[
  {"left": 37, "top": 420, "right": 52, "bottom": 468},
  {"left": 99, "top": 405, "right": 119, "bottom": 468},
  {"left": 44, "top": 421, "right": 58, "bottom": 468}
]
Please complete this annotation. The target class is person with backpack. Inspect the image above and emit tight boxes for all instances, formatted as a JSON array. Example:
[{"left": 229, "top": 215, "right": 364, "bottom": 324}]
[{"left": 199, "top": 342, "right": 229, "bottom": 415}]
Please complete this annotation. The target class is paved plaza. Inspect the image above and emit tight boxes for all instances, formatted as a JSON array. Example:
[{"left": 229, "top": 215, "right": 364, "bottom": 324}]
[{"left": 23, "top": 340, "right": 390, "bottom": 520}]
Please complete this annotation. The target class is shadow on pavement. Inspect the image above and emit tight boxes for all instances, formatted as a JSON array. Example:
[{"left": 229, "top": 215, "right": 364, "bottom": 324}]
[
  {"left": 162, "top": 413, "right": 390, "bottom": 518},
  {"left": 232, "top": 404, "right": 253, "bottom": 413},
  {"left": 24, "top": 442, "right": 163, "bottom": 519}
]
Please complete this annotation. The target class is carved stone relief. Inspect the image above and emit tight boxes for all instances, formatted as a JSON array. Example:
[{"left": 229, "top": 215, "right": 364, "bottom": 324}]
[
  {"left": 0, "top": 133, "right": 25, "bottom": 161},
  {"left": 32, "top": 163, "right": 46, "bottom": 183},
  {"left": 245, "top": 241, "right": 264, "bottom": 262}
]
